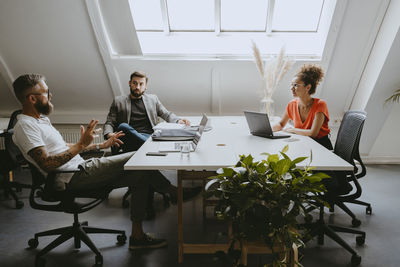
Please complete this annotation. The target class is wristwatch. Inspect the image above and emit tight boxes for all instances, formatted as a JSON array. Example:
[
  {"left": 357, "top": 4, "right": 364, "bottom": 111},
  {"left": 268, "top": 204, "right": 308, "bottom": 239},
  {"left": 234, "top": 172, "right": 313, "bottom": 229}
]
[{"left": 96, "top": 144, "right": 100, "bottom": 150}]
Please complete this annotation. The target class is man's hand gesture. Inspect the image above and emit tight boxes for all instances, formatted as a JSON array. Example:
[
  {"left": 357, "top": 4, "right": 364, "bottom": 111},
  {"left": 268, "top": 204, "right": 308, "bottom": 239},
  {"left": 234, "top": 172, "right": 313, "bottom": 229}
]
[
  {"left": 78, "top": 120, "right": 99, "bottom": 149},
  {"left": 102, "top": 131, "right": 125, "bottom": 149}
]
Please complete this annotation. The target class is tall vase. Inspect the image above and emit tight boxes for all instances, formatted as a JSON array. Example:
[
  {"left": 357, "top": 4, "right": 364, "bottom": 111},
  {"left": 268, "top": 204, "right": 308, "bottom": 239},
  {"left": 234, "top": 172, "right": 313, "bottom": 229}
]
[{"left": 259, "top": 97, "right": 274, "bottom": 118}]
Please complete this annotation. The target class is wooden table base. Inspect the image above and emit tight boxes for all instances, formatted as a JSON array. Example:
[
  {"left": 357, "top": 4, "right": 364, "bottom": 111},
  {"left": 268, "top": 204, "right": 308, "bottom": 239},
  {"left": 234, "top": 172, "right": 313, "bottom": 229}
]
[{"left": 177, "top": 170, "right": 298, "bottom": 266}]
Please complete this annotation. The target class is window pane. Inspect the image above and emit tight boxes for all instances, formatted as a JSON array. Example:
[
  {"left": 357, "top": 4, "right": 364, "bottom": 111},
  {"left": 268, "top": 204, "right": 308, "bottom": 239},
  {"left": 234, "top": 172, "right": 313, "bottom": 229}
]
[
  {"left": 167, "top": 0, "right": 214, "bottom": 31},
  {"left": 272, "top": 0, "right": 324, "bottom": 31},
  {"left": 130, "top": 0, "right": 163, "bottom": 31},
  {"left": 221, "top": 0, "right": 268, "bottom": 31}
]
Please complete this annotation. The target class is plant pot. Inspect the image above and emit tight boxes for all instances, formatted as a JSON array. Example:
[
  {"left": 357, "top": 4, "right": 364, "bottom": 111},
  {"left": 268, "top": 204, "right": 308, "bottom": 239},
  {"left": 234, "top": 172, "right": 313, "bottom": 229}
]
[{"left": 232, "top": 238, "right": 298, "bottom": 266}]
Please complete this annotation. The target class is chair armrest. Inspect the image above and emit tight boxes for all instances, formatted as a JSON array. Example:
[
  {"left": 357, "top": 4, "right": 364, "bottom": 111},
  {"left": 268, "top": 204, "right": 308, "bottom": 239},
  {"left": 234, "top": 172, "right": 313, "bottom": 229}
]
[
  {"left": 0, "top": 131, "right": 12, "bottom": 138},
  {"left": 79, "top": 150, "right": 105, "bottom": 159}
]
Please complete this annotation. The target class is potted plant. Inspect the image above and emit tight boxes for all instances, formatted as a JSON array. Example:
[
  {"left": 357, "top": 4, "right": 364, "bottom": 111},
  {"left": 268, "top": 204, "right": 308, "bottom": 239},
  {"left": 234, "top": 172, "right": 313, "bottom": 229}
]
[
  {"left": 206, "top": 145, "right": 329, "bottom": 267},
  {"left": 251, "top": 42, "right": 294, "bottom": 118}
]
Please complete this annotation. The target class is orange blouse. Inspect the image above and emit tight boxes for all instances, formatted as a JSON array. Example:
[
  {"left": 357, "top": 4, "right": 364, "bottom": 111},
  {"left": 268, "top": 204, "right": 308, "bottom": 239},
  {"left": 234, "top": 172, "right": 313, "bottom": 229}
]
[{"left": 286, "top": 98, "right": 330, "bottom": 139}]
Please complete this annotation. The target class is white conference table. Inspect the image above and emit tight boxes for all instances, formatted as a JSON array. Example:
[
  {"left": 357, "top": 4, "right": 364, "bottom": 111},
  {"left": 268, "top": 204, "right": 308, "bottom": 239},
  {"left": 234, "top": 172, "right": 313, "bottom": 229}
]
[{"left": 124, "top": 116, "right": 353, "bottom": 262}]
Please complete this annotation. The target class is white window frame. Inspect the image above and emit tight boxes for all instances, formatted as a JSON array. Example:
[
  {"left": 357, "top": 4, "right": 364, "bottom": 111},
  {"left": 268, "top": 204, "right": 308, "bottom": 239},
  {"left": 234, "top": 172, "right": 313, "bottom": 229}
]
[
  {"left": 85, "top": 0, "right": 347, "bottom": 99},
  {"left": 128, "top": 0, "right": 338, "bottom": 60}
]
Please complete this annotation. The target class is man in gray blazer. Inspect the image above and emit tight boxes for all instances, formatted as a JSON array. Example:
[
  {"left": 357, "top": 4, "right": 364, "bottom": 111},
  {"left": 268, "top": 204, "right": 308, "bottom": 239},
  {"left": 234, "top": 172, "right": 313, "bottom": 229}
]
[{"left": 104, "top": 71, "right": 190, "bottom": 151}]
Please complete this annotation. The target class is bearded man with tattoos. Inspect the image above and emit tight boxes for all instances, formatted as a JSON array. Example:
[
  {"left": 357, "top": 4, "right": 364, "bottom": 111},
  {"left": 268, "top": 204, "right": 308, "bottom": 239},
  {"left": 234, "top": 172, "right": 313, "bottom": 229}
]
[{"left": 11, "top": 74, "right": 201, "bottom": 250}]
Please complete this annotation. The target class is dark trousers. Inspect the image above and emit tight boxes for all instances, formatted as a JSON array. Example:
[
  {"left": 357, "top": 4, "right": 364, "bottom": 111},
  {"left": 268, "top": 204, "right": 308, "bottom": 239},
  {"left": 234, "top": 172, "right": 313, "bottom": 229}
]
[
  {"left": 315, "top": 135, "right": 333, "bottom": 150},
  {"left": 67, "top": 152, "right": 171, "bottom": 222},
  {"left": 117, "top": 123, "right": 151, "bottom": 152}
]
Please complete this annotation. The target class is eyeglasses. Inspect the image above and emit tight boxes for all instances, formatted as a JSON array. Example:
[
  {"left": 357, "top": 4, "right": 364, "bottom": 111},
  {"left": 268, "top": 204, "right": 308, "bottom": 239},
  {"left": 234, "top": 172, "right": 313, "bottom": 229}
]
[
  {"left": 290, "top": 83, "right": 305, "bottom": 89},
  {"left": 26, "top": 89, "right": 51, "bottom": 99}
]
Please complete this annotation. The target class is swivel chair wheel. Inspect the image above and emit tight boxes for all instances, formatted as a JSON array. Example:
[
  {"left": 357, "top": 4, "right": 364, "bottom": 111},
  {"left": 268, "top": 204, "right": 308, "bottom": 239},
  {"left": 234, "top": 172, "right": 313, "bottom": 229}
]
[
  {"left": 93, "top": 255, "right": 103, "bottom": 267},
  {"left": 35, "top": 257, "right": 46, "bottom": 267},
  {"left": 122, "top": 199, "right": 129, "bottom": 208},
  {"left": 356, "top": 235, "right": 365, "bottom": 246},
  {"left": 366, "top": 206, "right": 372, "bottom": 215},
  {"left": 117, "top": 234, "right": 127, "bottom": 245},
  {"left": 28, "top": 238, "right": 39, "bottom": 248},
  {"left": 16, "top": 200, "right": 24, "bottom": 209},
  {"left": 352, "top": 218, "right": 361, "bottom": 227},
  {"left": 351, "top": 254, "right": 361, "bottom": 266}
]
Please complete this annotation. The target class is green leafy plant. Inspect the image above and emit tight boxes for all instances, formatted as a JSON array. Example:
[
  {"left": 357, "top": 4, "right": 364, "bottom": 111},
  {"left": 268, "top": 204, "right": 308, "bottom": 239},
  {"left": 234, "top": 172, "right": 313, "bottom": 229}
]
[
  {"left": 206, "top": 145, "right": 329, "bottom": 267},
  {"left": 385, "top": 89, "right": 400, "bottom": 104}
]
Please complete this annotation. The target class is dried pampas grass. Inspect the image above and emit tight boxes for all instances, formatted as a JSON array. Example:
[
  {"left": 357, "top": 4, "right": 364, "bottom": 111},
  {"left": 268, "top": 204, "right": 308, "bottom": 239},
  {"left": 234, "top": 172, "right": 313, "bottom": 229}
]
[{"left": 252, "top": 41, "right": 295, "bottom": 100}]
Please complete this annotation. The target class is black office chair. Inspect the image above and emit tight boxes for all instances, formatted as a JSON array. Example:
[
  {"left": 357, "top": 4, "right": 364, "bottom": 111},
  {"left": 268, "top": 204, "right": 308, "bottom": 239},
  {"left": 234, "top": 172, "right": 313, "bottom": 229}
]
[
  {"left": 0, "top": 110, "right": 31, "bottom": 209},
  {"left": 328, "top": 110, "right": 371, "bottom": 227},
  {"left": 304, "top": 111, "right": 371, "bottom": 266},
  {"left": 26, "top": 162, "right": 127, "bottom": 267}
]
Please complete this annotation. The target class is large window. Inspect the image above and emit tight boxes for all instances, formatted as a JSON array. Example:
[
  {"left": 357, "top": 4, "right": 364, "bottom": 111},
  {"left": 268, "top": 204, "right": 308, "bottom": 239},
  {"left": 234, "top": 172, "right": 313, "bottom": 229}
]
[{"left": 129, "top": 0, "right": 335, "bottom": 58}]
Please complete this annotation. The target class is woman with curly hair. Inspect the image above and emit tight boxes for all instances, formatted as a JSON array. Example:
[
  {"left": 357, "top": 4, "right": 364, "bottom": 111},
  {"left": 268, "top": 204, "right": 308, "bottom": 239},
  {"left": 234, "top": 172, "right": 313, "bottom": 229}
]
[{"left": 273, "top": 64, "right": 333, "bottom": 149}]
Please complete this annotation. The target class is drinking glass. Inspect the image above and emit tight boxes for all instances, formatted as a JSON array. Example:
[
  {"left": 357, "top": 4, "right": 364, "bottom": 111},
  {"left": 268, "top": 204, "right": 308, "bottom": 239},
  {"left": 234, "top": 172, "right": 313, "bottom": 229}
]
[{"left": 180, "top": 143, "right": 191, "bottom": 158}]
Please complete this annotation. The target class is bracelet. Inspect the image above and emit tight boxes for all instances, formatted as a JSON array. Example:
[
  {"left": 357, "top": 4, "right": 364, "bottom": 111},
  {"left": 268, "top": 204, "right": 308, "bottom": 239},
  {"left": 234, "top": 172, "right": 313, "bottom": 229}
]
[{"left": 96, "top": 144, "right": 100, "bottom": 150}]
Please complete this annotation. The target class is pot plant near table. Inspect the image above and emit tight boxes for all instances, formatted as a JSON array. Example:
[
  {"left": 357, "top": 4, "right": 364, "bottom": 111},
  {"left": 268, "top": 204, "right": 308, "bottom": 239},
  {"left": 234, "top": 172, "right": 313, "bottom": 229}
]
[{"left": 206, "top": 145, "right": 330, "bottom": 267}]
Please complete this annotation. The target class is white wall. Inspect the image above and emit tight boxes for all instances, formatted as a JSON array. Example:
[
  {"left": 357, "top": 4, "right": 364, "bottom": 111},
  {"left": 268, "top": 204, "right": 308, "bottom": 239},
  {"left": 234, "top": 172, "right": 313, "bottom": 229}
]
[
  {"left": 0, "top": 0, "right": 113, "bottom": 121},
  {"left": 1, "top": 0, "right": 399, "bottom": 162},
  {"left": 350, "top": 0, "right": 400, "bottom": 155},
  {"left": 367, "top": 103, "right": 400, "bottom": 163}
]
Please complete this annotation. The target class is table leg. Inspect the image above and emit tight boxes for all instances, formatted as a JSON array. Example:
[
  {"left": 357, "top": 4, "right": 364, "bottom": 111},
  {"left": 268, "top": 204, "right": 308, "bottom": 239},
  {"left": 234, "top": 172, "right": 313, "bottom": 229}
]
[{"left": 177, "top": 171, "right": 183, "bottom": 263}]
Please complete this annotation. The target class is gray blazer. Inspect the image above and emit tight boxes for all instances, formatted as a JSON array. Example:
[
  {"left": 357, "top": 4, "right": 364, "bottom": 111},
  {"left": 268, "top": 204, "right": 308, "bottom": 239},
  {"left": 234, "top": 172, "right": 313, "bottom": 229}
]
[{"left": 103, "top": 93, "right": 180, "bottom": 137}]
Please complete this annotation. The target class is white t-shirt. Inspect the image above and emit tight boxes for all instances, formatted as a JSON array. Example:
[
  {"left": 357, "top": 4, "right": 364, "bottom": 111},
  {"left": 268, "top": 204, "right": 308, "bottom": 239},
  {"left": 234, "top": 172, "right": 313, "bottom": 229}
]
[{"left": 12, "top": 114, "right": 85, "bottom": 178}]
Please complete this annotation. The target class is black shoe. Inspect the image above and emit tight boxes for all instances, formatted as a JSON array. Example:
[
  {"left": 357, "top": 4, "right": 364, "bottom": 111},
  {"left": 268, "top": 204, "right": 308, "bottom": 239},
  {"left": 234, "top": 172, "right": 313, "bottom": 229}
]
[
  {"left": 170, "top": 186, "right": 202, "bottom": 204},
  {"left": 129, "top": 233, "right": 167, "bottom": 250}
]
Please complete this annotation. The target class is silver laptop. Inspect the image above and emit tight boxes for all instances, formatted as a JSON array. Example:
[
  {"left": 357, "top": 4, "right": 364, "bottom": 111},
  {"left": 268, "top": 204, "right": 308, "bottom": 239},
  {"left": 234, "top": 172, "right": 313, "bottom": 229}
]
[
  {"left": 158, "top": 114, "right": 208, "bottom": 152},
  {"left": 186, "top": 113, "right": 209, "bottom": 131},
  {"left": 244, "top": 111, "right": 290, "bottom": 139}
]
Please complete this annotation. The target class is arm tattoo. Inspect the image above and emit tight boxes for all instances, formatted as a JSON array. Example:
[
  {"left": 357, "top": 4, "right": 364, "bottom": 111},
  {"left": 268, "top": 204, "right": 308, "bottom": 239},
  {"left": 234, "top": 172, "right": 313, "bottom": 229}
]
[
  {"left": 28, "top": 146, "right": 75, "bottom": 172},
  {"left": 81, "top": 145, "right": 96, "bottom": 153}
]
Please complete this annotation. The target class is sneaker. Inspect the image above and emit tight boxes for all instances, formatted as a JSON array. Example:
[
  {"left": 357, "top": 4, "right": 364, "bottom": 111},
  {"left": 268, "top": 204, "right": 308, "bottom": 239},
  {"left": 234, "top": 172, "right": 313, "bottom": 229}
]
[
  {"left": 170, "top": 186, "right": 202, "bottom": 204},
  {"left": 129, "top": 234, "right": 167, "bottom": 250}
]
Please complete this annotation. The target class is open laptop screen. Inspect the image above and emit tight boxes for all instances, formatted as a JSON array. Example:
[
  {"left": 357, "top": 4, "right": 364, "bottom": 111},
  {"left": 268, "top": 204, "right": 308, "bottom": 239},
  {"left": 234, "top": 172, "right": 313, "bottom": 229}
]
[{"left": 244, "top": 111, "right": 290, "bottom": 139}]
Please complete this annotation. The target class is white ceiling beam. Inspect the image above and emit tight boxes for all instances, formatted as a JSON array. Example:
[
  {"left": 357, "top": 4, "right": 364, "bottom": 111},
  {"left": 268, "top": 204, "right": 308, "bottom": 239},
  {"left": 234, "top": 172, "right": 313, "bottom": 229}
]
[
  {"left": 85, "top": 0, "right": 125, "bottom": 97},
  {"left": 0, "top": 55, "right": 18, "bottom": 103},
  {"left": 266, "top": 0, "right": 275, "bottom": 35},
  {"left": 215, "top": 0, "right": 221, "bottom": 36},
  {"left": 160, "top": 0, "right": 170, "bottom": 35}
]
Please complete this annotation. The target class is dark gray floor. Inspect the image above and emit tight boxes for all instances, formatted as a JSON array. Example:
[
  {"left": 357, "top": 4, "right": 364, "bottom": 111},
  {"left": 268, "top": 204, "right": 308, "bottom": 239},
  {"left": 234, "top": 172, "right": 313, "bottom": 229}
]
[{"left": 1, "top": 164, "right": 399, "bottom": 267}]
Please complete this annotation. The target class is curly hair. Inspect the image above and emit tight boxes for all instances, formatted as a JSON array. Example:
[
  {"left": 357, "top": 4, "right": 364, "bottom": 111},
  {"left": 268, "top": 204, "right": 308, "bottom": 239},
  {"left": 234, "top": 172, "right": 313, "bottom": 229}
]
[{"left": 295, "top": 64, "right": 324, "bottom": 95}]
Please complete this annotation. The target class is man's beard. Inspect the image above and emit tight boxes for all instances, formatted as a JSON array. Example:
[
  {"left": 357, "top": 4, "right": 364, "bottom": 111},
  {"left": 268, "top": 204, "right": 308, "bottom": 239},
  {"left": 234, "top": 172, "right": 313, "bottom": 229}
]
[
  {"left": 130, "top": 88, "right": 145, "bottom": 98},
  {"left": 34, "top": 100, "right": 53, "bottom": 115}
]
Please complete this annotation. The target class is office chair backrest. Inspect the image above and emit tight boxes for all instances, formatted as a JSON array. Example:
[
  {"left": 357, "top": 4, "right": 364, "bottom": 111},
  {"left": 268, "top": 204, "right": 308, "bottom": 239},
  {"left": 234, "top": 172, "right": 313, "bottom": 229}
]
[
  {"left": 6, "top": 110, "right": 22, "bottom": 130},
  {"left": 334, "top": 111, "right": 367, "bottom": 166},
  {"left": 4, "top": 110, "right": 26, "bottom": 168}
]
